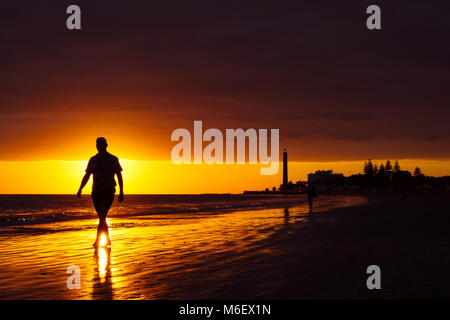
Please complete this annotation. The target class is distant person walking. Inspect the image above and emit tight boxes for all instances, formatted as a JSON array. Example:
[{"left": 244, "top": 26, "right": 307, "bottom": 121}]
[
  {"left": 77, "top": 137, "right": 124, "bottom": 247},
  {"left": 307, "top": 184, "right": 317, "bottom": 213}
]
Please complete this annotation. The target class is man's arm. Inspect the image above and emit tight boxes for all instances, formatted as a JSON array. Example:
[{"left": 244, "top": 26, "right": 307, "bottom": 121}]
[
  {"left": 117, "top": 171, "right": 124, "bottom": 202},
  {"left": 77, "top": 172, "right": 91, "bottom": 197}
]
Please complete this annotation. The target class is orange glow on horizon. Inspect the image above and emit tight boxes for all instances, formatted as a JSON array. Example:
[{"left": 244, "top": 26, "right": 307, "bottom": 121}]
[{"left": 0, "top": 159, "right": 449, "bottom": 194}]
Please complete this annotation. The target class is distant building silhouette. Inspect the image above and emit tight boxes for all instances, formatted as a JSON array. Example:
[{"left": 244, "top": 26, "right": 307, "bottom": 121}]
[{"left": 308, "top": 170, "right": 344, "bottom": 193}]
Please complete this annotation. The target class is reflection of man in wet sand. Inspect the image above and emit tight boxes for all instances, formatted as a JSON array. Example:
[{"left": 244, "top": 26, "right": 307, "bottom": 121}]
[
  {"left": 77, "top": 137, "right": 124, "bottom": 247},
  {"left": 93, "top": 247, "right": 113, "bottom": 299}
]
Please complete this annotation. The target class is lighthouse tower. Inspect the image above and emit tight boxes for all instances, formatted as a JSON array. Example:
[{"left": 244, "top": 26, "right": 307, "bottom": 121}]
[{"left": 282, "top": 148, "right": 288, "bottom": 190}]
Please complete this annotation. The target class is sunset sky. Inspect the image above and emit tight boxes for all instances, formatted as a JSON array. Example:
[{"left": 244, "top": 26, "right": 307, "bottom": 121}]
[{"left": 0, "top": 1, "right": 449, "bottom": 193}]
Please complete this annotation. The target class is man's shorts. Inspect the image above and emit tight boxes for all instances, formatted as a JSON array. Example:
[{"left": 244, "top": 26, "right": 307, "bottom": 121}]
[{"left": 91, "top": 188, "right": 115, "bottom": 219}]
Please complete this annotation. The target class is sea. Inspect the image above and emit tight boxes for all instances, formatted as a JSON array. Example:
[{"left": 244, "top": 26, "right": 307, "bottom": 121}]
[{"left": 0, "top": 194, "right": 307, "bottom": 228}]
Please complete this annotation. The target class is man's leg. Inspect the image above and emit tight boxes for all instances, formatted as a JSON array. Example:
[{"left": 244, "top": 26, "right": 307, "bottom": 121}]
[
  {"left": 94, "top": 221, "right": 103, "bottom": 246},
  {"left": 103, "top": 191, "right": 115, "bottom": 245},
  {"left": 100, "top": 218, "right": 111, "bottom": 245},
  {"left": 93, "top": 192, "right": 108, "bottom": 246},
  {"left": 92, "top": 190, "right": 115, "bottom": 246}
]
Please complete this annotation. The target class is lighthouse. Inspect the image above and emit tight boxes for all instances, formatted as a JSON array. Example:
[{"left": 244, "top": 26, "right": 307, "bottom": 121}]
[{"left": 283, "top": 148, "right": 288, "bottom": 190}]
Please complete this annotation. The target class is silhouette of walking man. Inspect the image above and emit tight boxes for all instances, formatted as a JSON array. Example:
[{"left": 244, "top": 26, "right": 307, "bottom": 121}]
[
  {"left": 77, "top": 137, "right": 124, "bottom": 247},
  {"left": 307, "top": 184, "right": 317, "bottom": 213}
]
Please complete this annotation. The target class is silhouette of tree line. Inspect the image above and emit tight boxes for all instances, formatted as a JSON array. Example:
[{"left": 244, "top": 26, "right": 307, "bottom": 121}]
[{"left": 352, "top": 159, "right": 450, "bottom": 195}]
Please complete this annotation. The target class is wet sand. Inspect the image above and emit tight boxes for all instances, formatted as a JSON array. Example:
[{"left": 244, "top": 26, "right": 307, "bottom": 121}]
[{"left": 0, "top": 193, "right": 449, "bottom": 299}]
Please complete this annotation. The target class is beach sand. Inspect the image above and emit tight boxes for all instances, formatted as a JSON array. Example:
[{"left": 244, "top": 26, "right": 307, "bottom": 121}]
[{"left": 0, "top": 193, "right": 449, "bottom": 299}]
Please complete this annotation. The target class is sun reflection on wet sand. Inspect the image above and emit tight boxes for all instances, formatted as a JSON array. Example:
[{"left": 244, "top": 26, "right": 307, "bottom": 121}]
[
  {"left": 93, "top": 246, "right": 113, "bottom": 299},
  {"left": 97, "top": 246, "right": 109, "bottom": 280},
  {"left": 0, "top": 196, "right": 366, "bottom": 299}
]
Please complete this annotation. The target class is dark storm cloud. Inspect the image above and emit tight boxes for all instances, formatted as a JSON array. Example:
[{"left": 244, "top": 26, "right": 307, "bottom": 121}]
[{"left": 0, "top": 0, "right": 449, "bottom": 160}]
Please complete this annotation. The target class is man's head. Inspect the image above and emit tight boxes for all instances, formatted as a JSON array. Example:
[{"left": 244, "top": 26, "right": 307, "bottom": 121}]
[{"left": 96, "top": 137, "right": 108, "bottom": 153}]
